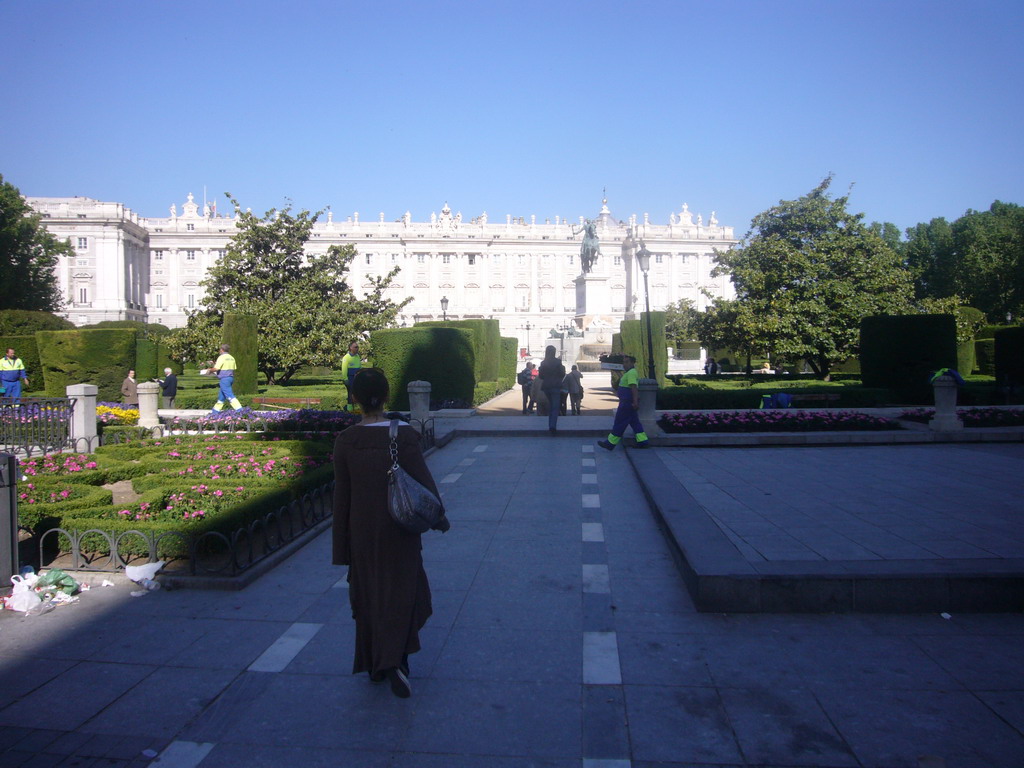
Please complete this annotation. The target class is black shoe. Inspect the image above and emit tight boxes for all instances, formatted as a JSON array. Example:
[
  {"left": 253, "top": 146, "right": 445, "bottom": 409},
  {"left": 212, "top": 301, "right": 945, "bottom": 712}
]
[
  {"left": 634, "top": 441, "right": 650, "bottom": 449},
  {"left": 369, "top": 670, "right": 386, "bottom": 683},
  {"left": 387, "top": 667, "right": 411, "bottom": 698},
  {"left": 597, "top": 439, "right": 614, "bottom": 451}
]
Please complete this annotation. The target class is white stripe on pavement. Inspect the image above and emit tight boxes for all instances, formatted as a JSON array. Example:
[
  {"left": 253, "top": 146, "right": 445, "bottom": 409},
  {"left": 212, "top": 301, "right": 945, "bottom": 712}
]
[
  {"left": 248, "top": 622, "right": 323, "bottom": 673},
  {"left": 151, "top": 740, "right": 216, "bottom": 767},
  {"left": 473, "top": 445, "right": 488, "bottom": 452},
  {"left": 582, "top": 444, "right": 595, "bottom": 453},
  {"left": 441, "top": 473, "right": 462, "bottom": 484},
  {"left": 458, "top": 458, "right": 476, "bottom": 466},
  {"left": 583, "top": 631, "right": 622, "bottom": 685},
  {"left": 582, "top": 522, "right": 604, "bottom": 542},
  {"left": 582, "top": 473, "right": 598, "bottom": 484},
  {"left": 581, "top": 493, "right": 600, "bottom": 508},
  {"left": 582, "top": 564, "right": 610, "bottom": 594},
  {"left": 582, "top": 458, "right": 596, "bottom": 467}
]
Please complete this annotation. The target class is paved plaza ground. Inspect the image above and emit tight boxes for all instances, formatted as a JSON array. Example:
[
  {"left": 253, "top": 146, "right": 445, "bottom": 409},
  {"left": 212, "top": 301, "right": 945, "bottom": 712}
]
[{"left": 1, "top": 377, "right": 1022, "bottom": 767}]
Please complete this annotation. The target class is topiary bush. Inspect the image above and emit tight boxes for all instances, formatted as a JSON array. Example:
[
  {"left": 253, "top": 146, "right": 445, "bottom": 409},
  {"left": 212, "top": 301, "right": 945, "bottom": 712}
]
[
  {"left": 223, "top": 313, "right": 258, "bottom": 395},
  {"left": 0, "top": 310, "right": 74, "bottom": 335},
  {"left": 994, "top": 326, "right": 1024, "bottom": 385},
  {"left": 369, "top": 326, "right": 475, "bottom": 410},
  {"left": 36, "top": 329, "right": 139, "bottom": 401},
  {"left": 860, "top": 314, "right": 957, "bottom": 404},
  {"left": 418, "top": 319, "right": 500, "bottom": 383}
]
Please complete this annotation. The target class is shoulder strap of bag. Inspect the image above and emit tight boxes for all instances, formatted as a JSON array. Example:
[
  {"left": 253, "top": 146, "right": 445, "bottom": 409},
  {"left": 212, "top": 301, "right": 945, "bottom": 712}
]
[{"left": 388, "top": 419, "right": 400, "bottom": 470}]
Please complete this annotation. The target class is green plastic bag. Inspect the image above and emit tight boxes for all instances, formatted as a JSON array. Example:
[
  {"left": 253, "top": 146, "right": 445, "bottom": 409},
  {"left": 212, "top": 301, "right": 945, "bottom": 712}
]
[{"left": 34, "top": 569, "right": 79, "bottom": 596}]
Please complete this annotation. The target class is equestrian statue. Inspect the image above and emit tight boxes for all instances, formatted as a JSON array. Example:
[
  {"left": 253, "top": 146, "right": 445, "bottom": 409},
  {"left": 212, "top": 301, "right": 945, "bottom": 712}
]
[{"left": 572, "top": 219, "right": 601, "bottom": 274}]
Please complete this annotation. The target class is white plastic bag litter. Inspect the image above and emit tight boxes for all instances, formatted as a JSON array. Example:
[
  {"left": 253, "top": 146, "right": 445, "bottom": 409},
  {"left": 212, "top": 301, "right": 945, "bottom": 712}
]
[
  {"left": 125, "top": 561, "right": 165, "bottom": 584},
  {"left": 7, "top": 574, "right": 43, "bottom": 613}
]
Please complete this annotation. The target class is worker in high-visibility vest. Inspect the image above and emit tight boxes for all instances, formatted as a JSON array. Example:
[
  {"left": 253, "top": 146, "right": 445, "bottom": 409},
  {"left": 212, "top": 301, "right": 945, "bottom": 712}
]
[
  {"left": 597, "top": 354, "right": 649, "bottom": 450},
  {"left": 206, "top": 343, "right": 243, "bottom": 414},
  {"left": 0, "top": 348, "right": 29, "bottom": 402},
  {"left": 341, "top": 341, "right": 363, "bottom": 412}
]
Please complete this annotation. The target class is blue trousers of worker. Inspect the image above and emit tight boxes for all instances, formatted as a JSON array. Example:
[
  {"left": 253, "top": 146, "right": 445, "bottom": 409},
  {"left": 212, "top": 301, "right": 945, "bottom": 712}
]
[
  {"left": 607, "top": 401, "right": 648, "bottom": 445},
  {"left": 212, "top": 374, "right": 242, "bottom": 412},
  {"left": 1, "top": 379, "right": 22, "bottom": 402}
]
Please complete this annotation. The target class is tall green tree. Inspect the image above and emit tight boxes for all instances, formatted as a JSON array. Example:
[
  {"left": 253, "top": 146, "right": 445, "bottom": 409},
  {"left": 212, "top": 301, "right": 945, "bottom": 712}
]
[
  {"left": 663, "top": 298, "right": 702, "bottom": 347},
  {"left": 0, "top": 174, "right": 69, "bottom": 311},
  {"left": 904, "top": 217, "right": 956, "bottom": 299},
  {"left": 706, "top": 177, "right": 914, "bottom": 378},
  {"left": 169, "top": 197, "right": 409, "bottom": 384},
  {"left": 904, "top": 202, "right": 1024, "bottom": 320}
]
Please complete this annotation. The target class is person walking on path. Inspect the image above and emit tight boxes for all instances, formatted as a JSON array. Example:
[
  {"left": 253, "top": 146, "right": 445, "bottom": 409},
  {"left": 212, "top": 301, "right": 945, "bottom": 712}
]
[
  {"left": 565, "top": 364, "right": 584, "bottom": 415},
  {"left": 156, "top": 368, "right": 178, "bottom": 409},
  {"left": 0, "top": 348, "right": 29, "bottom": 402},
  {"left": 598, "top": 354, "right": 649, "bottom": 450},
  {"left": 205, "top": 344, "right": 243, "bottom": 414},
  {"left": 517, "top": 362, "right": 535, "bottom": 414},
  {"left": 538, "top": 345, "right": 566, "bottom": 434},
  {"left": 332, "top": 367, "right": 449, "bottom": 699},
  {"left": 120, "top": 369, "right": 138, "bottom": 406},
  {"left": 341, "top": 341, "right": 363, "bottom": 412}
]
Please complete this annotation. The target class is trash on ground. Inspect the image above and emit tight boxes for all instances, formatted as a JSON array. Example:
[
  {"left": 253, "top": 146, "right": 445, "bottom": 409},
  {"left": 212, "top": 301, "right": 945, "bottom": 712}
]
[
  {"left": 940, "top": 612, "right": 952, "bottom": 620},
  {"left": 126, "top": 561, "right": 165, "bottom": 584},
  {"left": 101, "top": 579, "right": 115, "bottom": 587}
]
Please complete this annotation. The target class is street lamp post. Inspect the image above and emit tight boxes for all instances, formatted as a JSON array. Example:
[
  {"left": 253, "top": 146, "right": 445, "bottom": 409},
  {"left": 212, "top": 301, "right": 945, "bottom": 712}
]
[
  {"left": 440, "top": 296, "right": 449, "bottom": 322},
  {"left": 555, "top": 321, "right": 574, "bottom": 360},
  {"left": 519, "top": 321, "right": 533, "bottom": 355},
  {"left": 635, "top": 241, "right": 657, "bottom": 380}
]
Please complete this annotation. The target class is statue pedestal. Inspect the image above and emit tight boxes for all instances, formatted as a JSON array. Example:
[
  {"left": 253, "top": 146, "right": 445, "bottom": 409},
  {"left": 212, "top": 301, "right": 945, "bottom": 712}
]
[{"left": 575, "top": 273, "right": 611, "bottom": 317}]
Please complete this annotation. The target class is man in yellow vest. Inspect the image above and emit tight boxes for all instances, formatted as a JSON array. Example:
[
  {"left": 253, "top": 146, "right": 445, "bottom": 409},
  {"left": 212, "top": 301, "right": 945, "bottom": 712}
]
[
  {"left": 205, "top": 343, "right": 243, "bottom": 414},
  {"left": 1, "top": 348, "right": 29, "bottom": 402},
  {"left": 598, "top": 355, "right": 650, "bottom": 450},
  {"left": 341, "top": 341, "right": 363, "bottom": 412}
]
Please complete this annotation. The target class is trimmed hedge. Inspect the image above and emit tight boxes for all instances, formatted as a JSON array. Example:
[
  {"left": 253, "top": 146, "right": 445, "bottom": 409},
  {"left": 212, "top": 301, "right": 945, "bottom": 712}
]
[
  {"left": 25, "top": 434, "right": 335, "bottom": 557},
  {"left": 136, "top": 337, "right": 158, "bottom": 381},
  {"left": 223, "top": 313, "right": 258, "bottom": 395},
  {"left": 500, "top": 336, "right": 518, "bottom": 384},
  {"left": 860, "top": 314, "right": 957, "bottom": 404},
  {"left": 17, "top": 482, "right": 114, "bottom": 531},
  {"left": 369, "top": 326, "right": 475, "bottom": 410},
  {"left": 0, "top": 334, "right": 40, "bottom": 386},
  {"left": 995, "top": 327, "right": 1024, "bottom": 385},
  {"left": 418, "top": 319, "right": 500, "bottom": 383},
  {"left": 609, "top": 313, "right": 668, "bottom": 388},
  {"left": 0, "top": 310, "right": 74, "bottom": 335},
  {"left": 656, "top": 384, "right": 891, "bottom": 410},
  {"left": 975, "top": 338, "right": 995, "bottom": 376},
  {"left": 36, "top": 329, "right": 139, "bottom": 402}
]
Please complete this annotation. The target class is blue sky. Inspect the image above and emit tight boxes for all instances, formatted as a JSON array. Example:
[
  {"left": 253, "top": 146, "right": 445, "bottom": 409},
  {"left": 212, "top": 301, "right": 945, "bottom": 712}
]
[{"left": 2, "top": 0, "right": 1022, "bottom": 236}]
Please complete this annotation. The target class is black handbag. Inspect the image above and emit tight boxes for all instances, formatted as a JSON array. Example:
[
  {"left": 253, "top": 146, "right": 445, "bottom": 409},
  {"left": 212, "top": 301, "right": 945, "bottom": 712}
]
[{"left": 386, "top": 420, "right": 446, "bottom": 534}]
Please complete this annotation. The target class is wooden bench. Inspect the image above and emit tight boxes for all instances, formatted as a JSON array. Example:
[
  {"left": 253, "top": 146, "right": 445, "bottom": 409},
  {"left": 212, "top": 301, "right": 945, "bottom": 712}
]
[{"left": 251, "top": 396, "right": 322, "bottom": 409}]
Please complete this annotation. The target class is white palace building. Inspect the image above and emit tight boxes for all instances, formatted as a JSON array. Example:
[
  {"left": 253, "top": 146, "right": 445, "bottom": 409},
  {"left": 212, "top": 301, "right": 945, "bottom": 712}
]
[{"left": 28, "top": 193, "right": 737, "bottom": 358}]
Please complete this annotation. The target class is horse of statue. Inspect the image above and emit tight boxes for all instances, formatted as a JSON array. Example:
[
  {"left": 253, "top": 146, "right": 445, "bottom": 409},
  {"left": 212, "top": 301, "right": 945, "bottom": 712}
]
[{"left": 573, "top": 219, "right": 601, "bottom": 274}]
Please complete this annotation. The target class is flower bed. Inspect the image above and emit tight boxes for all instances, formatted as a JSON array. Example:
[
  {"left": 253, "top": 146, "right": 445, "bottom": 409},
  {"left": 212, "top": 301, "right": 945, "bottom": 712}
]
[
  {"left": 900, "top": 407, "right": 1024, "bottom": 428},
  {"left": 97, "top": 402, "right": 139, "bottom": 426},
  {"left": 657, "top": 409, "right": 899, "bottom": 433},
  {"left": 19, "top": 430, "right": 337, "bottom": 559}
]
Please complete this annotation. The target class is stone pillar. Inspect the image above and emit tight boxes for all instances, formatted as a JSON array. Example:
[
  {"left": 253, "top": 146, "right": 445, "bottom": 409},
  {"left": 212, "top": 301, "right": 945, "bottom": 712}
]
[
  {"left": 408, "top": 380, "right": 431, "bottom": 424},
  {"left": 638, "top": 378, "right": 659, "bottom": 432},
  {"left": 137, "top": 382, "right": 162, "bottom": 432},
  {"left": 66, "top": 383, "right": 98, "bottom": 451},
  {"left": 929, "top": 376, "right": 962, "bottom": 431}
]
